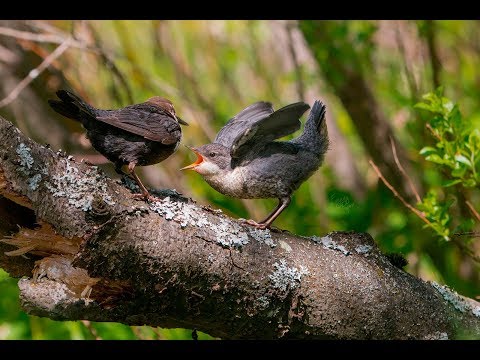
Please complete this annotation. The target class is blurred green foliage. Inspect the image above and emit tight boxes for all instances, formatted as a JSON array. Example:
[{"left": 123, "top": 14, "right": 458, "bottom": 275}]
[{"left": 0, "top": 20, "right": 479, "bottom": 339}]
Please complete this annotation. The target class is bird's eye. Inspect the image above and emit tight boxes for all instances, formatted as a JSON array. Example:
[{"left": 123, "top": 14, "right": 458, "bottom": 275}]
[{"left": 209, "top": 152, "right": 216, "bottom": 158}]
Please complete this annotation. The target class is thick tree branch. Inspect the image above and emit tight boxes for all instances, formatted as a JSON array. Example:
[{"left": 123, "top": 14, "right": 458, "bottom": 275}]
[{"left": 0, "top": 115, "right": 479, "bottom": 339}]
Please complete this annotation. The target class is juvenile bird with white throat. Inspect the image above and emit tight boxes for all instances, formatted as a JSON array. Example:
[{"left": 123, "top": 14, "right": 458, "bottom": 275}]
[{"left": 182, "top": 99, "right": 328, "bottom": 229}]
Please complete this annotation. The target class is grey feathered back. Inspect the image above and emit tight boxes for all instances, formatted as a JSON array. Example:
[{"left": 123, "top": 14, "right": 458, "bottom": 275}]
[{"left": 214, "top": 101, "right": 310, "bottom": 159}]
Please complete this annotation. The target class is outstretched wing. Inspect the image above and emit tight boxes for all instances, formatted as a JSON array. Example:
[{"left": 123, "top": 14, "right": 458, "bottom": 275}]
[
  {"left": 96, "top": 104, "right": 181, "bottom": 145},
  {"left": 214, "top": 101, "right": 274, "bottom": 148},
  {"left": 229, "top": 101, "right": 310, "bottom": 159}
]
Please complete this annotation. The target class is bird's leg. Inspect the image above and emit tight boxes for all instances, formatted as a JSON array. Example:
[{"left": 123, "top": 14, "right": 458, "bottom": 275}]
[
  {"left": 117, "top": 163, "right": 139, "bottom": 188},
  {"left": 244, "top": 197, "right": 291, "bottom": 229},
  {"left": 127, "top": 162, "right": 160, "bottom": 202}
]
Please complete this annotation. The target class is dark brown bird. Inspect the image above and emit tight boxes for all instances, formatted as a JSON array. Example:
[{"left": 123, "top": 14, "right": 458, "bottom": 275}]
[
  {"left": 181, "top": 100, "right": 328, "bottom": 229},
  {"left": 48, "top": 90, "right": 188, "bottom": 201}
]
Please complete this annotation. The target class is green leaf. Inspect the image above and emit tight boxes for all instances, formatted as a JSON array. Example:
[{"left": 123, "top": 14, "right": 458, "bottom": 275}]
[
  {"left": 419, "top": 146, "right": 438, "bottom": 156},
  {"left": 468, "top": 129, "right": 480, "bottom": 151},
  {"left": 414, "top": 102, "right": 435, "bottom": 112},
  {"left": 451, "top": 166, "right": 467, "bottom": 178},
  {"left": 454, "top": 218, "right": 475, "bottom": 233},
  {"left": 454, "top": 154, "right": 471, "bottom": 167},
  {"left": 442, "top": 99, "right": 454, "bottom": 114},
  {"left": 425, "top": 154, "right": 446, "bottom": 164},
  {"left": 463, "top": 178, "right": 477, "bottom": 187},
  {"left": 442, "top": 179, "right": 462, "bottom": 187},
  {"left": 440, "top": 217, "right": 450, "bottom": 226},
  {"left": 448, "top": 105, "right": 463, "bottom": 132}
]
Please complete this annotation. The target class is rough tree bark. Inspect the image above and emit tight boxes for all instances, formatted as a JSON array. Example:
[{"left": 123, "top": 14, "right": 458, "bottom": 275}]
[{"left": 0, "top": 115, "right": 479, "bottom": 340}]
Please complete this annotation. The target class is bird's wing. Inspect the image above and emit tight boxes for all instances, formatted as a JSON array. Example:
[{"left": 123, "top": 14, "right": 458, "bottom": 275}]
[
  {"left": 229, "top": 101, "right": 310, "bottom": 159},
  {"left": 214, "top": 102, "right": 275, "bottom": 148},
  {"left": 96, "top": 104, "right": 181, "bottom": 145}
]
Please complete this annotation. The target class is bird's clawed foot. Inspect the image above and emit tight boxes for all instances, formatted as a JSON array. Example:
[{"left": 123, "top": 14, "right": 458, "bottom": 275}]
[{"left": 242, "top": 219, "right": 269, "bottom": 230}]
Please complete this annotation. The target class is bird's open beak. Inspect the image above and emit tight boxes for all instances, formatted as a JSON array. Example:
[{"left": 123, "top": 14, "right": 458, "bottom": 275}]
[
  {"left": 171, "top": 111, "right": 188, "bottom": 126},
  {"left": 177, "top": 117, "right": 188, "bottom": 126},
  {"left": 180, "top": 146, "right": 203, "bottom": 170}
]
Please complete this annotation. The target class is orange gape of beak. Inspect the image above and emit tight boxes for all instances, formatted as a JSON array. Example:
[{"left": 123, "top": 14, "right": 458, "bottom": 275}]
[{"left": 180, "top": 148, "right": 204, "bottom": 170}]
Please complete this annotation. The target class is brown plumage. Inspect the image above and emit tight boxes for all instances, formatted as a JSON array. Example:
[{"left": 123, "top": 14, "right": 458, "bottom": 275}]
[{"left": 48, "top": 89, "right": 188, "bottom": 201}]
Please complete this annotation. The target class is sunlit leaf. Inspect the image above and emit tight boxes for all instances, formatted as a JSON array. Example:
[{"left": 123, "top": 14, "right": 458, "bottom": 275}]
[
  {"left": 425, "top": 154, "right": 446, "bottom": 164},
  {"left": 419, "top": 146, "right": 437, "bottom": 156},
  {"left": 454, "top": 154, "right": 471, "bottom": 167},
  {"left": 414, "top": 102, "right": 436, "bottom": 112}
]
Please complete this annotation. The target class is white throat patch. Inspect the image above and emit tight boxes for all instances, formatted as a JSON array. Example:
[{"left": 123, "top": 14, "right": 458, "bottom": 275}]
[{"left": 195, "top": 161, "right": 221, "bottom": 176}]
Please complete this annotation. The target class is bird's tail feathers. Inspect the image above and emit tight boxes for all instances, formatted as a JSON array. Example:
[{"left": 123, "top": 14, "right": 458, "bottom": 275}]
[
  {"left": 294, "top": 99, "right": 329, "bottom": 155},
  {"left": 309, "top": 100, "right": 327, "bottom": 135},
  {"left": 48, "top": 90, "right": 96, "bottom": 123}
]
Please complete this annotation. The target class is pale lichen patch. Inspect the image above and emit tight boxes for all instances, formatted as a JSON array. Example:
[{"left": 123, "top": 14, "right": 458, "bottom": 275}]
[
  {"left": 28, "top": 174, "right": 42, "bottom": 191},
  {"left": 149, "top": 199, "right": 249, "bottom": 248},
  {"left": 45, "top": 160, "right": 115, "bottom": 211},
  {"left": 150, "top": 198, "right": 209, "bottom": 228},
  {"left": 431, "top": 281, "right": 480, "bottom": 318},
  {"left": 16, "top": 143, "right": 34, "bottom": 173},
  {"left": 249, "top": 228, "right": 276, "bottom": 248},
  {"left": 355, "top": 244, "right": 373, "bottom": 254},
  {"left": 423, "top": 331, "right": 449, "bottom": 340},
  {"left": 214, "top": 218, "right": 249, "bottom": 248},
  {"left": 15, "top": 143, "right": 48, "bottom": 192},
  {"left": 278, "top": 240, "right": 292, "bottom": 253},
  {"left": 311, "top": 235, "right": 350, "bottom": 256},
  {"left": 254, "top": 295, "right": 270, "bottom": 311},
  {"left": 269, "top": 259, "right": 309, "bottom": 293}
]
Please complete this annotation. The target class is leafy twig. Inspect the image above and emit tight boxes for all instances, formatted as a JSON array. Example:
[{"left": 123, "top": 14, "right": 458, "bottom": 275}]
[
  {"left": 425, "top": 123, "right": 442, "bottom": 141},
  {"left": 371, "top": 159, "right": 480, "bottom": 263}
]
